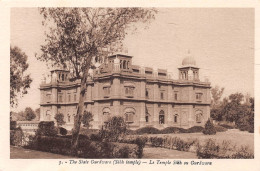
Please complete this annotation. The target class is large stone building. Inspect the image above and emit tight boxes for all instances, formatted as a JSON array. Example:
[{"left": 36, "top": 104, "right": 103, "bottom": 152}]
[{"left": 39, "top": 53, "right": 211, "bottom": 130}]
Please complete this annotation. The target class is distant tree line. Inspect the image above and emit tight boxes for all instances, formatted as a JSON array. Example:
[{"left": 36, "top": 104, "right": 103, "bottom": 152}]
[
  {"left": 210, "top": 86, "right": 254, "bottom": 133},
  {"left": 11, "top": 107, "right": 39, "bottom": 121}
]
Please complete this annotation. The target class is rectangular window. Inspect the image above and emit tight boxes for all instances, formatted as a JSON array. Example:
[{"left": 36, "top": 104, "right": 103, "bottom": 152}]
[
  {"left": 174, "top": 92, "right": 178, "bottom": 100},
  {"left": 196, "top": 93, "right": 203, "bottom": 101},
  {"left": 160, "top": 91, "right": 164, "bottom": 100},
  {"left": 68, "top": 94, "right": 71, "bottom": 102},
  {"left": 125, "top": 86, "right": 134, "bottom": 97},
  {"left": 103, "top": 86, "right": 111, "bottom": 97},
  {"left": 58, "top": 94, "right": 63, "bottom": 102},
  {"left": 74, "top": 94, "right": 77, "bottom": 101}
]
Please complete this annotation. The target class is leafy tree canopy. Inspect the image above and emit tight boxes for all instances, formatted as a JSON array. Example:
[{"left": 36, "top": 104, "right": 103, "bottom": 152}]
[
  {"left": 10, "top": 46, "right": 32, "bottom": 108},
  {"left": 24, "top": 107, "right": 36, "bottom": 121}
]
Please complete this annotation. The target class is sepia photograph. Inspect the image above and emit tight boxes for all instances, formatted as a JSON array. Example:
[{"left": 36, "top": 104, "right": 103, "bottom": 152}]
[{"left": 9, "top": 7, "right": 254, "bottom": 161}]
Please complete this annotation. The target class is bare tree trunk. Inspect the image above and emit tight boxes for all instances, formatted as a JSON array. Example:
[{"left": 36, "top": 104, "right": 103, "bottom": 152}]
[{"left": 71, "top": 64, "right": 90, "bottom": 153}]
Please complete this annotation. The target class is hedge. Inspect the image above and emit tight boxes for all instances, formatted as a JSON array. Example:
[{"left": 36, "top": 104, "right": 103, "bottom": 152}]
[
  {"left": 10, "top": 127, "right": 23, "bottom": 146},
  {"left": 196, "top": 139, "right": 254, "bottom": 159},
  {"left": 27, "top": 136, "right": 142, "bottom": 158}
]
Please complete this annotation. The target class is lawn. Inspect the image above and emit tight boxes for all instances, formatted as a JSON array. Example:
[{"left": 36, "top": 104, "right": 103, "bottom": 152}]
[{"left": 145, "top": 129, "right": 254, "bottom": 150}]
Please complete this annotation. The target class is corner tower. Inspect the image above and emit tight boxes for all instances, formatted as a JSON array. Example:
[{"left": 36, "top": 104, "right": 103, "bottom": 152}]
[{"left": 178, "top": 51, "right": 199, "bottom": 81}]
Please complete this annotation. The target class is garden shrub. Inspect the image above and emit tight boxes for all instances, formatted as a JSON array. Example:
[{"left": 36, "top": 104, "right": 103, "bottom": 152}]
[
  {"left": 187, "top": 126, "right": 204, "bottom": 133},
  {"left": 10, "top": 121, "right": 17, "bottom": 130},
  {"left": 231, "top": 145, "right": 254, "bottom": 159},
  {"left": 219, "top": 124, "right": 236, "bottom": 129},
  {"left": 10, "top": 127, "right": 24, "bottom": 146},
  {"left": 135, "top": 127, "right": 160, "bottom": 134},
  {"left": 35, "top": 121, "right": 58, "bottom": 137},
  {"left": 90, "top": 133, "right": 102, "bottom": 141},
  {"left": 99, "top": 116, "right": 127, "bottom": 142},
  {"left": 160, "top": 127, "right": 183, "bottom": 134},
  {"left": 203, "top": 119, "right": 216, "bottom": 135},
  {"left": 28, "top": 135, "right": 140, "bottom": 158},
  {"left": 196, "top": 139, "right": 253, "bottom": 159},
  {"left": 196, "top": 139, "right": 220, "bottom": 159},
  {"left": 215, "top": 125, "right": 227, "bottom": 132},
  {"left": 59, "top": 127, "right": 67, "bottom": 135}
]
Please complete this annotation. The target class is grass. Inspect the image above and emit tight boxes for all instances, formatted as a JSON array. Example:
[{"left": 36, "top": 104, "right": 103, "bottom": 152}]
[{"left": 137, "top": 129, "right": 254, "bottom": 151}]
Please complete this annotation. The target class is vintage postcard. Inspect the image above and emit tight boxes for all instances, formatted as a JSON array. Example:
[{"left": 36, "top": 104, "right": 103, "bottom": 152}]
[{"left": 1, "top": 0, "right": 260, "bottom": 171}]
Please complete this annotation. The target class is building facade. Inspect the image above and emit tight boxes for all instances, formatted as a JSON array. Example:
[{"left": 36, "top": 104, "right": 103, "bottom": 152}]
[{"left": 39, "top": 53, "right": 211, "bottom": 130}]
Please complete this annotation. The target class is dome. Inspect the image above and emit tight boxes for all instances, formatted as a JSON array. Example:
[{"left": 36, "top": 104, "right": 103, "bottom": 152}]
[{"left": 182, "top": 53, "right": 196, "bottom": 67}]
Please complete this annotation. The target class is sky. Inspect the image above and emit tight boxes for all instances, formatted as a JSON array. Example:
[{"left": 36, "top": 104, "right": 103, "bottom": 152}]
[{"left": 10, "top": 8, "right": 254, "bottom": 112}]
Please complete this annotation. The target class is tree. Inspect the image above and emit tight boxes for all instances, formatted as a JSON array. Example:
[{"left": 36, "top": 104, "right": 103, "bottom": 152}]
[
  {"left": 100, "top": 116, "right": 127, "bottom": 142},
  {"left": 210, "top": 86, "right": 225, "bottom": 121},
  {"left": 82, "top": 111, "right": 93, "bottom": 129},
  {"left": 24, "top": 107, "right": 36, "bottom": 121},
  {"left": 34, "top": 108, "right": 40, "bottom": 121},
  {"left": 203, "top": 119, "right": 216, "bottom": 135},
  {"left": 54, "top": 113, "right": 66, "bottom": 127},
  {"left": 211, "top": 85, "right": 224, "bottom": 108},
  {"left": 37, "top": 7, "right": 156, "bottom": 150},
  {"left": 223, "top": 93, "right": 244, "bottom": 123},
  {"left": 10, "top": 46, "right": 32, "bottom": 108}
]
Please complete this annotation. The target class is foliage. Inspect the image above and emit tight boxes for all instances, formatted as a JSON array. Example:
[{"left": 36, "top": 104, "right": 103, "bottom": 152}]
[
  {"left": 196, "top": 139, "right": 254, "bottom": 159},
  {"left": 81, "top": 111, "right": 93, "bottom": 129},
  {"left": 134, "top": 126, "right": 160, "bottom": 134},
  {"left": 10, "top": 121, "right": 17, "bottom": 130},
  {"left": 99, "top": 116, "right": 127, "bottom": 142},
  {"left": 34, "top": 108, "right": 40, "bottom": 120},
  {"left": 37, "top": 7, "right": 156, "bottom": 149},
  {"left": 214, "top": 125, "right": 227, "bottom": 132},
  {"left": 24, "top": 107, "right": 36, "bottom": 121},
  {"left": 10, "top": 127, "right": 24, "bottom": 146},
  {"left": 211, "top": 86, "right": 225, "bottom": 109},
  {"left": 219, "top": 123, "right": 236, "bottom": 129},
  {"left": 59, "top": 127, "right": 68, "bottom": 135},
  {"left": 149, "top": 136, "right": 197, "bottom": 152},
  {"left": 10, "top": 46, "right": 32, "bottom": 108},
  {"left": 27, "top": 135, "right": 140, "bottom": 158},
  {"left": 54, "top": 113, "right": 66, "bottom": 127},
  {"left": 35, "top": 121, "right": 58, "bottom": 137},
  {"left": 187, "top": 126, "right": 204, "bottom": 133},
  {"left": 203, "top": 119, "right": 216, "bottom": 135}
]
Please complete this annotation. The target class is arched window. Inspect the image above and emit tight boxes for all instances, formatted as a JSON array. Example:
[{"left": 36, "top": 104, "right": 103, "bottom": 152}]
[
  {"left": 120, "top": 60, "right": 122, "bottom": 69},
  {"left": 46, "top": 110, "right": 51, "bottom": 121},
  {"left": 127, "top": 61, "right": 130, "bottom": 69},
  {"left": 67, "top": 114, "right": 71, "bottom": 123},
  {"left": 123, "top": 60, "right": 126, "bottom": 69},
  {"left": 174, "top": 114, "right": 178, "bottom": 123},
  {"left": 159, "top": 110, "right": 165, "bottom": 124},
  {"left": 124, "top": 108, "right": 135, "bottom": 123},
  {"left": 103, "top": 108, "right": 111, "bottom": 123},
  {"left": 195, "top": 110, "right": 203, "bottom": 123}
]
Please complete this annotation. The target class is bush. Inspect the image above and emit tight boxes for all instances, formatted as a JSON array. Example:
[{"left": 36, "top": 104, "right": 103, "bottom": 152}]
[
  {"left": 90, "top": 133, "right": 102, "bottom": 141},
  {"left": 99, "top": 116, "right": 127, "bottom": 142},
  {"left": 28, "top": 135, "right": 140, "bottom": 158},
  {"left": 196, "top": 139, "right": 254, "bottom": 159},
  {"left": 160, "top": 127, "right": 184, "bottom": 134},
  {"left": 59, "top": 127, "right": 67, "bottom": 135},
  {"left": 10, "top": 127, "right": 24, "bottom": 146},
  {"left": 203, "top": 119, "right": 216, "bottom": 135},
  {"left": 135, "top": 127, "right": 160, "bottom": 134},
  {"left": 35, "top": 121, "right": 58, "bottom": 137},
  {"left": 215, "top": 125, "right": 227, "bottom": 132},
  {"left": 219, "top": 124, "right": 236, "bottom": 129},
  {"left": 187, "top": 126, "right": 204, "bottom": 133},
  {"left": 10, "top": 121, "right": 17, "bottom": 130}
]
